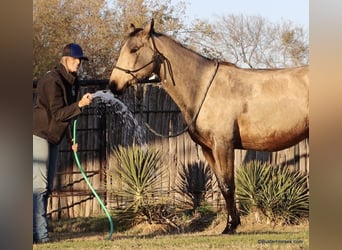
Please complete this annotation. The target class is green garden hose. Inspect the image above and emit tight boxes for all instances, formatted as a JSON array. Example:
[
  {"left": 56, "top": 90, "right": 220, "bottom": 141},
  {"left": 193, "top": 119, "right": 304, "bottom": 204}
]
[{"left": 72, "top": 119, "right": 114, "bottom": 240}]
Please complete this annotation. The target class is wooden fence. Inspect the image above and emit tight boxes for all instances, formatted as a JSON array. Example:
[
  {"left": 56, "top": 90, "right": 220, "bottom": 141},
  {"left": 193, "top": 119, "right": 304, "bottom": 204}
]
[{"left": 33, "top": 80, "right": 309, "bottom": 219}]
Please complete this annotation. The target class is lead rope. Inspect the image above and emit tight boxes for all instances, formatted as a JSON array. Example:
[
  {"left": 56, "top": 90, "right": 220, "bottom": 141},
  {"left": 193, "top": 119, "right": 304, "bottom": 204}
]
[{"left": 144, "top": 60, "right": 219, "bottom": 138}]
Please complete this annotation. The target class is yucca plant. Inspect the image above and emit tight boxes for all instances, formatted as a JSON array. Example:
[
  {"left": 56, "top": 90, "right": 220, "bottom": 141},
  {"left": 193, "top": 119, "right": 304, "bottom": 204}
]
[
  {"left": 258, "top": 166, "right": 309, "bottom": 224},
  {"left": 235, "top": 161, "right": 270, "bottom": 216},
  {"left": 175, "top": 161, "right": 216, "bottom": 211},
  {"left": 236, "top": 160, "right": 309, "bottom": 225},
  {"left": 108, "top": 145, "right": 168, "bottom": 224}
]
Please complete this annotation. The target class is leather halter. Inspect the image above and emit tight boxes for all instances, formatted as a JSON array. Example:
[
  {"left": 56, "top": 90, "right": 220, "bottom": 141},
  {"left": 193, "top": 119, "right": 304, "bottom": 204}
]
[{"left": 112, "top": 35, "right": 165, "bottom": 83}]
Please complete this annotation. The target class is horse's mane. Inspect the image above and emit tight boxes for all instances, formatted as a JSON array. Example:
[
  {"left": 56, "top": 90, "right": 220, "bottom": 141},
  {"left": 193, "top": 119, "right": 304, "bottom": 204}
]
[{"left": 152, "top": 31, "right": 238, "bottom": 68}]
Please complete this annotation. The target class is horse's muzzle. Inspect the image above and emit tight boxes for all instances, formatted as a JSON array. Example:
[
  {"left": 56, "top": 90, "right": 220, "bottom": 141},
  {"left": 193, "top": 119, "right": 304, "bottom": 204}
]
[{"left": 109, "top": 80, "right": 125, "bottom": 95}]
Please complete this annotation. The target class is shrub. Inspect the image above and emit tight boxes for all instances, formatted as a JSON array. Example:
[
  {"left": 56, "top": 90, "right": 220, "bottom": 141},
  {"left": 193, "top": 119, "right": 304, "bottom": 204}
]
[
  {"left": 108, "top": 145, "right": 170, "bottom": 225},
  {"left": 174, "top": 161, "right": 216, "bottom": 211},
  {"left": 236, "top": 160, "right": 309, "bottom": 225}
]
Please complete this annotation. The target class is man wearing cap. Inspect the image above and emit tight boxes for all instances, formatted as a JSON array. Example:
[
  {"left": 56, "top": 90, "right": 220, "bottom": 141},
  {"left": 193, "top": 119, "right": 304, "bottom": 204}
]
[{"left": 33, "top": 43, "right": 92, "bottom": 244}]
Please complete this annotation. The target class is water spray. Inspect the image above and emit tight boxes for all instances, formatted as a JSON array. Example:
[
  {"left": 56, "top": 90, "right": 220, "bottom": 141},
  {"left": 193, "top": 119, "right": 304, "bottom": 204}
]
[
  {"left": 91, "top": 90, "right": 119, "bottom": 100},
  {"left": 91, "top": 90, "right": 146, "bottom": 145}
]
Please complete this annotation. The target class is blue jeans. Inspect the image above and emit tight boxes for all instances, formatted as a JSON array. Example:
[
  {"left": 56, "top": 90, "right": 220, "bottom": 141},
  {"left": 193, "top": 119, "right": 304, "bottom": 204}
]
[{"left": 33, "top": 135, "right": 58, "bottom": 242}]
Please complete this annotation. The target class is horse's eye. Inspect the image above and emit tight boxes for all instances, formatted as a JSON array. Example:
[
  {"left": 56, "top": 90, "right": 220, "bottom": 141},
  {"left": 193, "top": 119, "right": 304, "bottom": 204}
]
[{"left": 130, "top": 48, "right": 139, "bottom": 53}]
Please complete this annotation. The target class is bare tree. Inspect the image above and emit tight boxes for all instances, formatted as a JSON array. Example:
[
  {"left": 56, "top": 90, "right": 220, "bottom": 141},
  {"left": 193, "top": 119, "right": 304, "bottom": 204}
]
[
  {"left": 185, "top": 14, "right": 308, "bottom": 69},
  {"left": 180, "top": 19, "right": 222, "bottom": 60},
  {"left": 212, "top": 14, "right": 309, "bottom": 68}
]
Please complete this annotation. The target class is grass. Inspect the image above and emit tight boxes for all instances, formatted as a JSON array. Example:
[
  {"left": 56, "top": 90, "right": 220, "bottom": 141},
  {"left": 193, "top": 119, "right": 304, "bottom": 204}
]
[{"left": 33, "top": 214, "right": 309, "bottom": 249}]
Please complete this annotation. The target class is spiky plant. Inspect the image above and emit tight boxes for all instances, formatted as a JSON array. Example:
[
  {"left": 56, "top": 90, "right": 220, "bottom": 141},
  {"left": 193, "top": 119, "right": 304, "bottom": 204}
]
[
  {"left": 108, "top": 145, "right": 168, "bottom": 224},
  {"left": 258, "top": 165, "right": 309, "bottom": 224},
  {"left": 236, "top": 160, "right": 309, "bottom": 225},
  {"left": 175, "top": 161, "right": 216, "bottom": 211},
  {"left": 235, "top": 161, "right": 270, "bottom": 216}
]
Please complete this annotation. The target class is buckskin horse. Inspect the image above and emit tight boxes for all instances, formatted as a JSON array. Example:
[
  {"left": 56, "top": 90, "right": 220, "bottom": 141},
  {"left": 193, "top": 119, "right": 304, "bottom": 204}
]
[{"left": 109, "top": 19, "right": 309, "bottom": 234}]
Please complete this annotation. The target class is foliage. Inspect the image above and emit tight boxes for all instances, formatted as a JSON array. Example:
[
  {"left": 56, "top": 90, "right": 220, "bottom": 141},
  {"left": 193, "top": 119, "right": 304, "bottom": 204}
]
[
  {"left": 33, "top": 0, "right": 188, "bottom": 80},
  {"left": 33, "top": 0, "right": 118, "bottom": 80},
  {"left": 236, "top": 161, "right": 309, "bottom": 225},
  {"left": 108, "top": 145, "right": 171, "bottom": 225},
  {"left": 114, "top": 0, "right": 186, "bottom": 34},
  {"left": 174, "top": 161, "right": 216, "bottom": 211}
]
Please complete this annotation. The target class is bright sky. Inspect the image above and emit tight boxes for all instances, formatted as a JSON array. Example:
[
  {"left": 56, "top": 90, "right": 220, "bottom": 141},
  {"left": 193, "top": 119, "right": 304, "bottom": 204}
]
[{"left": 174, "top": 0, "right": 309, "bottom": 29}]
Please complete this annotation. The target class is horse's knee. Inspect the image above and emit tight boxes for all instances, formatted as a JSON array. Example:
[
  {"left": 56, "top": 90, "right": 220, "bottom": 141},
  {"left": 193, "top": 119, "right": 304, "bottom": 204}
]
[{"left": 219, "top": 182, "right": 235, "bottom": 198}]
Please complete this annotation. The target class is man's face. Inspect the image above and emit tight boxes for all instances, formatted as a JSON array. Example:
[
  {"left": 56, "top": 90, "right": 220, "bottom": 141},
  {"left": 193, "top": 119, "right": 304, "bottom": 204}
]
[{"left": 65, "top": 57, "right": 81, "bottom": 73}]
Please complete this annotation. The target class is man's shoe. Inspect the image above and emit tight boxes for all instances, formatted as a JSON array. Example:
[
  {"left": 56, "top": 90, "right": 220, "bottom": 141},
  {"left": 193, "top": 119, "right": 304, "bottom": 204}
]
[{"left": 33, "top": 238, "right": 50, "bottom": 244}]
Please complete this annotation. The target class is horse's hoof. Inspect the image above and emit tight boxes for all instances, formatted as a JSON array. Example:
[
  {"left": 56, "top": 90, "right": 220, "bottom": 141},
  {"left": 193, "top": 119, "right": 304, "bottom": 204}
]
[{"left": 221, "top": 228, "right": 236, "bottom": 235}]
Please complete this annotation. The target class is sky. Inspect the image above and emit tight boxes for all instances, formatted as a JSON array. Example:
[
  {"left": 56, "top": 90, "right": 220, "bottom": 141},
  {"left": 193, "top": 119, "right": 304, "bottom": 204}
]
[{"left": 173, "top": 0, "right": 309, "bottom": 29}]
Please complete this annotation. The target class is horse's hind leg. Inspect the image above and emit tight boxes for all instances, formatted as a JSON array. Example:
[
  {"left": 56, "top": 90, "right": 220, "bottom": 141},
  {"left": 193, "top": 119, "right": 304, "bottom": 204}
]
[{"left": 202, "top": 141, "right": 240, "bottom": 234}]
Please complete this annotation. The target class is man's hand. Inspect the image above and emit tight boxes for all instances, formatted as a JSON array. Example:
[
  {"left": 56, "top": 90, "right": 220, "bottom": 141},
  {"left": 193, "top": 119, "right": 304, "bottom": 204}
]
[
  {"left": 78, "top": 93, "right": 92, "bottom": 108},
  {"left": 72, "top": 143, "right": 78, "bottom": 152}
]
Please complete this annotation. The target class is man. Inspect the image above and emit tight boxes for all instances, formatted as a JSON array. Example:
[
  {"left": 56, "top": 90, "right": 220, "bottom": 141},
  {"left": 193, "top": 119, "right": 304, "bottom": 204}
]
[{"left": 33, "top": 43, "right": 92, "bottom": 243}]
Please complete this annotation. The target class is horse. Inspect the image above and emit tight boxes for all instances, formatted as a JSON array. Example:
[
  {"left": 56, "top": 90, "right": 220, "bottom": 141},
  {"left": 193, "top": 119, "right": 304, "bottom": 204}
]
[{"left": 109, "top": 19, "right": 309, "bottom": 234}]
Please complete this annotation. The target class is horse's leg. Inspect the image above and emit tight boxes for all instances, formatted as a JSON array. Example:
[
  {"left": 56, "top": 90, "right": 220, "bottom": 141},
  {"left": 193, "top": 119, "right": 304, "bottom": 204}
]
[{"left": 202, "top": 140, "right": 240, "bottom": 234}]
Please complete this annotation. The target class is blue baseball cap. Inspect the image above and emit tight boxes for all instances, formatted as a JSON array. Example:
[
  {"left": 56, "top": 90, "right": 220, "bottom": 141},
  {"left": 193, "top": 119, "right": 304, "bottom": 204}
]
[{"left": 62, "top": 43, "right": 89, "bottom": 61}]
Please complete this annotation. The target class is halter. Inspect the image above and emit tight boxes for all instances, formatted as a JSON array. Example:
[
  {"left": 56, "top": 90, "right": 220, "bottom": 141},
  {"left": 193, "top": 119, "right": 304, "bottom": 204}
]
[
  {"left": 113, "top": 34, "right": 219, "bottom": 138},
  {"left": 112, "top": 52, "right": 163, "bottom": 82}
]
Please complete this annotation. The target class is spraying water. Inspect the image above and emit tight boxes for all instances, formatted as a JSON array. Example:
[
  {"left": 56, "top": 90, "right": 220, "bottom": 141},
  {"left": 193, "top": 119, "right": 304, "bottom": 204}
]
[
  {"left": 92, "top": 90, "right": 121, "bottom": 102},
  {"left": 91, "top": 90, "right": 146, "bottom": 145}
]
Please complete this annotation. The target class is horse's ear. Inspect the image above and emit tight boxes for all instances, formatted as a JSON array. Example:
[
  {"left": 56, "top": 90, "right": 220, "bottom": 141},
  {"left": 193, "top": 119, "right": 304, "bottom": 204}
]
[
  {"left": 129, "top": 23, "right": 136, "bottom": 33},
  {"left": 143, "top": 18, "right": 154, "bottom": 35}
]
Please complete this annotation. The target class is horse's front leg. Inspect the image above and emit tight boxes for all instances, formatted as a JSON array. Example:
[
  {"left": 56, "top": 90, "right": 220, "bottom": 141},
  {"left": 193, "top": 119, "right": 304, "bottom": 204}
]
[{"left": 206, "top": 139, "right": 240, "bottom": 234}]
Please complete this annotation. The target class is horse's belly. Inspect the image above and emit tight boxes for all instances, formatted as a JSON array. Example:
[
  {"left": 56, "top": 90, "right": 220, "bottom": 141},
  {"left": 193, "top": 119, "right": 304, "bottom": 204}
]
[
  {"left": 240, "top": 128, "right": 308, "bottom": 151},
  {"left": 236, "top": 96, "right": 309, "bottom": 151},
  {"left": 238, "top": 115, "right": 308, "bottom": 151}
]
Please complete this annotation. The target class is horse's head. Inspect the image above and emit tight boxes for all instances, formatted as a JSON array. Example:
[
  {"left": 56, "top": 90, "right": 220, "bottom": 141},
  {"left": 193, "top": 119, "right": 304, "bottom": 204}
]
[{"left": 109, "top": 19, "right": 158, "bottom": 95}]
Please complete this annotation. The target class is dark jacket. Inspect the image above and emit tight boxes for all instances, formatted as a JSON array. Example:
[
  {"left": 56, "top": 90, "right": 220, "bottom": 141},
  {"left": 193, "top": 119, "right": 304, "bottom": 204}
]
[{"left": 33, "top": 63, "right": 82, "bottom": 144}]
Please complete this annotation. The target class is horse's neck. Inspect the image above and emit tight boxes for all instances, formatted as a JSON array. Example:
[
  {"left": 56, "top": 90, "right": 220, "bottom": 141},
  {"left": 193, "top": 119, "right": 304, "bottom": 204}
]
[{"left": 154, "top": 35, "right": 213, "bottom": 120}]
